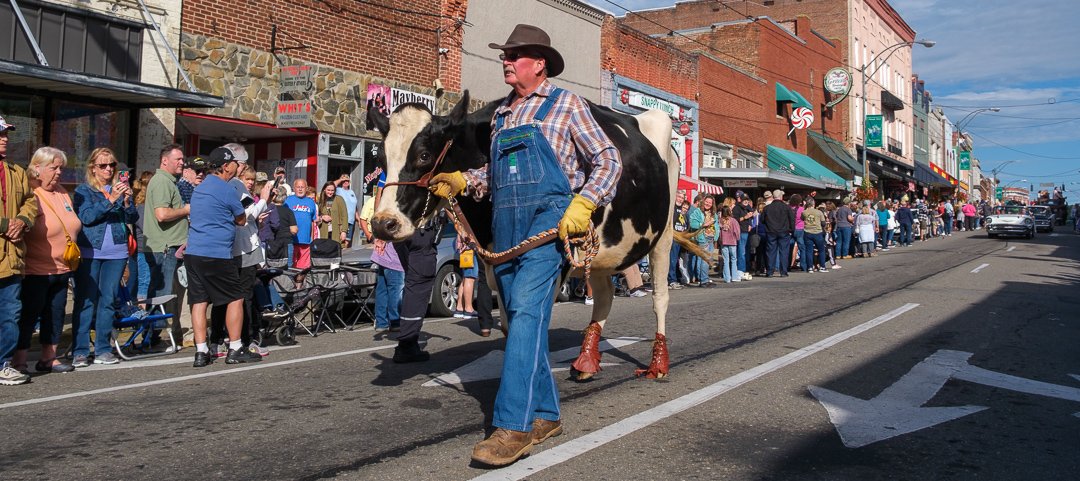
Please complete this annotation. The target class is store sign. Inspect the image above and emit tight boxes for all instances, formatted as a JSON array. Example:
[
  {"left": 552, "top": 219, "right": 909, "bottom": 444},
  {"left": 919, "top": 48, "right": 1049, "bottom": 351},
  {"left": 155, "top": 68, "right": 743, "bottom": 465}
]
[
  {"left": 865, "top": 114, "right": 883, "bottom": 148},
  {"left": 280, "top": 65, "right": 313, "bottom": 93},
  {"left": 366, "top": 84, "right": 437, "bottom": 119},
  {"left": 824, "top": 67, "right": 852, "bottom": 95},
  {"left": 959, "top": 151, "right": 971, "bottom": 170},
  {"left": 391, "top": 88, "right": 436, "bottom": 113},
  {"left": 622, "top": 89, "right": 690, "bottom": 122},
  {"left": 276, "top": 100, "right": 312, "bottom": 128},
  {"left": 723, "top": 179, "right": 758, "bottom": 188}
]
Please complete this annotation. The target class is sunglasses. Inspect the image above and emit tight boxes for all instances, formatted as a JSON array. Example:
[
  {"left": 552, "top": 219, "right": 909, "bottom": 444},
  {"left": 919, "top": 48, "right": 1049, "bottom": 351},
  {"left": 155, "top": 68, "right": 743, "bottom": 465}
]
[
  {"left": 499, "top": 50, "right": 537, "bottom": 62},
  {"left": 95, "top": 162, "right": 117, "bottom": 169}
]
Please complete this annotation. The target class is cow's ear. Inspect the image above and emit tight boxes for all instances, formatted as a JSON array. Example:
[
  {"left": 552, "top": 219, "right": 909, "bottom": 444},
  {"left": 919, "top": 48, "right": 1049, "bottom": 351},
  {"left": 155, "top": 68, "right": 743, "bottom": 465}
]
[
  {"left": 367, "top": 102, "right": 390, "bottom": 136},
  {"left": 448, "top": 90, "right": 470, "bottom": 126}
]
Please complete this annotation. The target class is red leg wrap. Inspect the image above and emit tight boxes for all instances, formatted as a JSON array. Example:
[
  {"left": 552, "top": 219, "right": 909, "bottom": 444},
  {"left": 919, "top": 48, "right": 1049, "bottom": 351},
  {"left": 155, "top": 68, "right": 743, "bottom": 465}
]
[
  {"left": 634, "top": 332, "right": 669, "bottom": 379},
  {"left": 571, "top": 321, "right": 603, "bottom": 374}
]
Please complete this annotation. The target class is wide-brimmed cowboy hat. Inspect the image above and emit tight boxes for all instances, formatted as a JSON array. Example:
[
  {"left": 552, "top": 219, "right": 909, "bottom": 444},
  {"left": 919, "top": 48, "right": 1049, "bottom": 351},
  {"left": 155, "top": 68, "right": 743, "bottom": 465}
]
[{"left": 489, "top": 24, "right": 565, "bottom": 78}]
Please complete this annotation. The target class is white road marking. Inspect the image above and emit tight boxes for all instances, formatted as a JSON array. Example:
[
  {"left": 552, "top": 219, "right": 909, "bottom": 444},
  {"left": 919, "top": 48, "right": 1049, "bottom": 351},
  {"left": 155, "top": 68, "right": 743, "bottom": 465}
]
[
  {"left": 812, "top": 351, "right": 1080, "bottom": 448},
  {"left": 0, "top": 343, "right": 398, "bottom": 410},
  {"left": 1007, "top": 246, "right": 1016, "bottom": 252},
  {"left": 970, "top": 263, "right": 990, "bottom": 273},
  {"left": 468, "top": 303, "right": 920, "bottom": 481},
  {"left": 87, "top": 345, "right": 302, "bottom": 371}
]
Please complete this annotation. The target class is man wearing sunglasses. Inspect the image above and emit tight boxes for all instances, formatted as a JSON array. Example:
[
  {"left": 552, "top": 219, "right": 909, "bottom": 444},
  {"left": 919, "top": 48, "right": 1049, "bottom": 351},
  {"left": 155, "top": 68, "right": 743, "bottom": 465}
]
[
  {"left": 428, "top": 24, "right": 622, "bottom": 466},
  {"left": 0, "top": 115, "right": 37, "bottom": 386}
]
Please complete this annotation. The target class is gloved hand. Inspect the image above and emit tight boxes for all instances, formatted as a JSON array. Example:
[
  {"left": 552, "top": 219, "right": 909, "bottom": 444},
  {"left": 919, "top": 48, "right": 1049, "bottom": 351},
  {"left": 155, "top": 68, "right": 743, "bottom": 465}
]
[
  {"left": 558, "top": 194, "right": 597, "bottom": 240},
  {"left": 428, "top": 171, "right": 467, "bottom": 199}
]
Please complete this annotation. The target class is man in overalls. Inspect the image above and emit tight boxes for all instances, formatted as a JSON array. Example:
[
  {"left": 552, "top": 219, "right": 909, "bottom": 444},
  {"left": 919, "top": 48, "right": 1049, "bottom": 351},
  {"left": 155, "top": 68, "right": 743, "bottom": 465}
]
[{"left": 428, "top": 24, "right": 622, "bottom": 466}]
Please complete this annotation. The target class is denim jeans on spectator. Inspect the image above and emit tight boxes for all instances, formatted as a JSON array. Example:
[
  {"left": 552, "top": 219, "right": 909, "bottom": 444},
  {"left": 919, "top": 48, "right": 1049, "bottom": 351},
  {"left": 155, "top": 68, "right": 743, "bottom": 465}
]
[
  {"left": 882, "top": 226, "right": 894, "bottom": 248},
  {"left": 147, "top": 247, "right": 182, "bottom": 342},
  {"left": 694, "top": 241, "right": 715, "bottom": 284},
  {"left": 943, "top": 214, "right": 953, "bottom": 235},
  {"left": 668, "top": 242, "right": 681, "bottom": 284},
  {"left": 17, "top": 273, "right": 70, "bottom": 350},
  {"left": 720, "top": 245, "right": 738, "bottom": 282},
  {"left": 374, "top": 265, "right": 404, "bottom": 330},
  {"left": 805, "top": 232, "right": 827, "bottom": 269},
  {"left": 127, "top": 252, "right": 151, "bottom": 301},
  {"left": 899, "top": 223, "right": 913, "bottom": 245},
  {"left": 834, "top": 226, "right": 853, "bottom": 258},
  {"left": 737, "top": 232, "right": 748, "bottom": 274},
  {"left": 794, "top": 229, "right": 807, "bottom": 271},
  {"left": 766, "top": 232, "right": 791, "bottom": 276},
  {"left": 0, "top": 275, "right": 22, "bottom": 362},
  {"left": 72, "top": 258, "right": 126, "bottom": 357}
]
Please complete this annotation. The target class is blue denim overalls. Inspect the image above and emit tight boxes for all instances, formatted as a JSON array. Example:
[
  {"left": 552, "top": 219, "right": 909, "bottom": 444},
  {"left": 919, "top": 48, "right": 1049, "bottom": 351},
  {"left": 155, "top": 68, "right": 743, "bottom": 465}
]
[{"left": 490, "top": 88, "right": 572, "bottom": 432}]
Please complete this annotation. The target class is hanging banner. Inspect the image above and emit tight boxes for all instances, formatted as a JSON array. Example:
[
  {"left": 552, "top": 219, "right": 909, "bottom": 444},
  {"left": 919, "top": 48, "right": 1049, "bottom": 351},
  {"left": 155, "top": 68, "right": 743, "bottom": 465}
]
[
  {"left": 959, "top": 151, "right": 971, "bottom": 170},
  {"left": 865, "top": 114, "right": 883, "bottom": 148},
  {"left": 365, "top": 84, "right": 437, "bottom": 117}
]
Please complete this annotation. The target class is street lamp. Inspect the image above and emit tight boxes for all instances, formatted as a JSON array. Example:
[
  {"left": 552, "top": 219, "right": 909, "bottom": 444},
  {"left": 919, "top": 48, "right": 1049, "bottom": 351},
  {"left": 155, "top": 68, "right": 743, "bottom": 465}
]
[
  {"left": 859, "top": 39, "right": 936, "bottom": 189},
  {"left": 988, "top": 160, "right": 1018, "bottom": 206},
  {"left": 954, "top": 107, "right": 1001, "bottom": 133}
]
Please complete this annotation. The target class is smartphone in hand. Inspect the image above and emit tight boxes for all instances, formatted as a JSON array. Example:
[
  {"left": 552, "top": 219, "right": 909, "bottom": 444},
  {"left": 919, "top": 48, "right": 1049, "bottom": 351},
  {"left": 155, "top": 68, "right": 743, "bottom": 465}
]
[{"left": 118, "top": 170, "right": 130, "bottom": 184}]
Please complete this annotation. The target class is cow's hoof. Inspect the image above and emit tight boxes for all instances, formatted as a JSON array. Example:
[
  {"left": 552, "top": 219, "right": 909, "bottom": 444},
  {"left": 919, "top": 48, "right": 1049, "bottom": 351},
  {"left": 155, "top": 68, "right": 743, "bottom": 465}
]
[
  {"left": 570, "top": 368, "right": 595, "bottom": 382},
  {"left": 570, "top": 321, "right": 603, "bottom": 381}
]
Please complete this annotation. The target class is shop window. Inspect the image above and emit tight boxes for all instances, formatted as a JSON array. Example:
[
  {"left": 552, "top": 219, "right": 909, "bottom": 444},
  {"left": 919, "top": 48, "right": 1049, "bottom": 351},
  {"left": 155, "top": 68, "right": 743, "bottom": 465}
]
[
  {"left": 49, "top": 100, "right": 130, "bottom": 184},
  {"left": 0, "top": 93, "right": 45, "bottom": 167},
  {"left": 737, "top": 149, "right": 764, "bottom": 169}
]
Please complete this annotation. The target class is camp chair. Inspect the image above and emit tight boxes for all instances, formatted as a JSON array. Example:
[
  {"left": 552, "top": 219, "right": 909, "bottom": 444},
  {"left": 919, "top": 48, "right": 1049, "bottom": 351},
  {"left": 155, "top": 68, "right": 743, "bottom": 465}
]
[{"left": 111, "top": 282, "right": 178, "bottom": 360}]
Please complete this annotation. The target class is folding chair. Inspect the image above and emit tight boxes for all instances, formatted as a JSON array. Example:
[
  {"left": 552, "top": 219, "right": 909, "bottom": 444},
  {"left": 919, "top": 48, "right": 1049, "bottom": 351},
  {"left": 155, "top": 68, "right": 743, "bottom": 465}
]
[
  {"left": 268, "top": 264, "right": 320, "bottom": 338},
  {"left": 111, "top": 282, "right": 178, "bottom": 360},
  {"left": 340, "top": 263, "right": 377, "bottom": 329},
  {"left": 308, "top": 239, "right": 350, "bottom": 334}
]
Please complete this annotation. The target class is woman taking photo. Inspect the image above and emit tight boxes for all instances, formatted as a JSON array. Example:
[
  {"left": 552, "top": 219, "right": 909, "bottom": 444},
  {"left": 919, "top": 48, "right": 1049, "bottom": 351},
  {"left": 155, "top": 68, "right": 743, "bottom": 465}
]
[
  {"left": 71, "top": 148, "right": 137, "bottom": 367},
  {"left": 9, "top": 147, "right": 80, "bottom": 374},
  {"left": 316, "top": 181, "right": 348, "bottom": 246},
  {"left": 688, "top": 194, "right": 719, "bottom": 288}
]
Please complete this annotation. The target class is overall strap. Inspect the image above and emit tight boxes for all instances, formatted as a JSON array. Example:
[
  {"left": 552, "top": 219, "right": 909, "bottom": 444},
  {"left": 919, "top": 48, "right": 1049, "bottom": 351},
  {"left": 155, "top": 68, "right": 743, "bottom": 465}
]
[{"left": 532, "top": 87, "right": 563, "bottom": 122}]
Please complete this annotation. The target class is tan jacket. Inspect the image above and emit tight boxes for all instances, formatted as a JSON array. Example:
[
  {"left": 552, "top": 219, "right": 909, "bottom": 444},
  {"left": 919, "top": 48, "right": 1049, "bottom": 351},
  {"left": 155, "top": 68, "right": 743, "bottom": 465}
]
[{"left": 0, "top": 161, "right": 39, "bottom": 278}]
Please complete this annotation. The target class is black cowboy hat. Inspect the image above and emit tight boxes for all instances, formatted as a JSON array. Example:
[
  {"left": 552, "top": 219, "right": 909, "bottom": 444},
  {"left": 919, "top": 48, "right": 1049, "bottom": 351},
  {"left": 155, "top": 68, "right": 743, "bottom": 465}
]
[{"left": 489, "top": 24, "right": 565, "bottom": 78}]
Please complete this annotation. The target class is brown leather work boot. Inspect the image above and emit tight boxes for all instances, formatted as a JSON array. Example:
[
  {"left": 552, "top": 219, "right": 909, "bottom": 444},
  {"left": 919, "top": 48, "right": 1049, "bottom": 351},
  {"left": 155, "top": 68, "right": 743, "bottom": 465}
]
[
  {"left": 531, "top": 419, "right": 563, "bottom": 445},
  {"left": 471, "top": 428, "right": 533, "bottom": 466}
]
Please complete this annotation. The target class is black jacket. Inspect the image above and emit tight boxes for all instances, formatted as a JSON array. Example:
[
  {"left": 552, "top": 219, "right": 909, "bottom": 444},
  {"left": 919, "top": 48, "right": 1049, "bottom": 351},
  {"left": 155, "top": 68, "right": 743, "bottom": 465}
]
[{"left": 763, "top": 201, "right": 795, "bottom": 234}]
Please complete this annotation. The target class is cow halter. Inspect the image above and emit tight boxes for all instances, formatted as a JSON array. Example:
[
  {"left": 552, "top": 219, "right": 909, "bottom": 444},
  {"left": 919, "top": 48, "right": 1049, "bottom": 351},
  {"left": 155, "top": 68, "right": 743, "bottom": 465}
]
[{"left": 380, "top": 139, "right": 454, "bottom": 220}]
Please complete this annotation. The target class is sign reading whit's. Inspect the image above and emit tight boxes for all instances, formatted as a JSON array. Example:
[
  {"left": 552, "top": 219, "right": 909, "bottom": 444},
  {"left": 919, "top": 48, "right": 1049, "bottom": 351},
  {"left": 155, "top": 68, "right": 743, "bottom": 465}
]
[{"left": 277, "top": 100, "right": 312, "bottom": 128}]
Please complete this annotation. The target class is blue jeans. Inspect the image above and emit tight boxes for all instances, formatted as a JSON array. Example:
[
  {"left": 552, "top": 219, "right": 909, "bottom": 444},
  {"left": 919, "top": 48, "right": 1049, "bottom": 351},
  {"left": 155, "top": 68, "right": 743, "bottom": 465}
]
[
  {"left": 880, "top": 225, "right": 894, "bottom": 248},
  {"left": 834, "top": 226, "right": 853, "bottom": 258},
  {"left": 737, "top": 232, "right": 748, "bottom": 274},
  {"left": 0, "top": 275, "right": 22, "bottom": 363},
  {"left": 18, "top": 273, "right": 70, "bottom": 349},
  {"left": 899, "top": 223, "right": 913, "bottom": 245},
  {"left": 720, "top": 245, "right": 738, "bottom": 282},
  {"left": 127, "top": 252, "right": 151, "bottom": 301},
  {"left": 694, "top": 241, "right": 715, "bottom": 284},
  {"left": 72, "top": 258, "right": 126, "bottom": 357},
  {"left": 943, "top": 214, "right": 953, "bottom": 234},
  {"left": 146, "top": 248, "right": 179, "bottom": 301},
  {"left": 374, "top": 265, "right": 404, "bottom": 329},
  {"left": 805, "top": 232, "right": 827, "bottom": 269},
  {"left": 766, "top": 232, "right": 791, "bottom": 275},
  {"left": 668, "top": 241, "right": 681, "bottom": 284},
  {"left": 794, "top": 229, "right": 808, "bottom": 271}
]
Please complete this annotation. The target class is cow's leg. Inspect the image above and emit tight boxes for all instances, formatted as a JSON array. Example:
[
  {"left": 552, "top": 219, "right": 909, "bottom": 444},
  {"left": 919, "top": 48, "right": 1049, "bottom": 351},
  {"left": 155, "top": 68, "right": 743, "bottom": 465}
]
[
  {"left": 570, "top": 274, "right": 613, "bottom": 381},
  {"left": 635, "top": 229, "right": 672, "bottom": 379}
]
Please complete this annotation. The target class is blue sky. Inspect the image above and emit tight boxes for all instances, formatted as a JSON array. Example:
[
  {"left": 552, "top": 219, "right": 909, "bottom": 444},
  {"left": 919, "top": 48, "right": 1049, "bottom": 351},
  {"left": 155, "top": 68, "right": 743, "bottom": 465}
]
[{"left": 582, "top": 0, "right": 1080, "bottom": 198}]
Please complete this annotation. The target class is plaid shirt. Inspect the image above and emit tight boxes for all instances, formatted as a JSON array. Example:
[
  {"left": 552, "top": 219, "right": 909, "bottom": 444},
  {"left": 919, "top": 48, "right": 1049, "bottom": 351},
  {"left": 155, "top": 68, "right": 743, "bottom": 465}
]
[
  {"left": 176, "top": 177, "right": 196, "bottom": 205},
  {"left": 464, "top": 81, "right": 621, "bottom": 206}
]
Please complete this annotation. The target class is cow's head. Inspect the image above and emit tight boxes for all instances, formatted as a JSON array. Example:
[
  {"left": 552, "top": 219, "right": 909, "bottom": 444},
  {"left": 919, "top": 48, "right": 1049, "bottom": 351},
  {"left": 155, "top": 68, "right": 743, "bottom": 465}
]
[{"left": 367, "top": 91, "right": 484, "bottom": 242}]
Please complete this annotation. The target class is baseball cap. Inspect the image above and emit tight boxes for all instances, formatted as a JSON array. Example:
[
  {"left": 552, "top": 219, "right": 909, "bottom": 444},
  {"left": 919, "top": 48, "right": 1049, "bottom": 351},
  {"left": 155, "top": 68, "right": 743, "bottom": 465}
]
[
  {"left": 185, "top": 155, "right": 208, "bottom": 172},
  {"left": 255, "top": 171, "right": 269, "bottom": 182},
  {"left": 0, "top": 115, "right": 15, "bottom": 132},
  {"left": 205, "top": 146, "right": 237, "bottom": 169},
  {"left": 763, "top": 191, "right": 773, "bottom": 199},
  {"left": 221, "top": 142, "right": 248, "bottom": 163}
]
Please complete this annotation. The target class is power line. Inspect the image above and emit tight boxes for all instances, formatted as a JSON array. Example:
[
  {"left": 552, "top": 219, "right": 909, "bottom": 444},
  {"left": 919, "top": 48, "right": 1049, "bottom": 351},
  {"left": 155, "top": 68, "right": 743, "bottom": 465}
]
[
  {"left": 965, "top": 130, "right": 1080, "bottom": 160},
  {"left": 936, "top": 98, "right": 1080, "bottom": 109}
]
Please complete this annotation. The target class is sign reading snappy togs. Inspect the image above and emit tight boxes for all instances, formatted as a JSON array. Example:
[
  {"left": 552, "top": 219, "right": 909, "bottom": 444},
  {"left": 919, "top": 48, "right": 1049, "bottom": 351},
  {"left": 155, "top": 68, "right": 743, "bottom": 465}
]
[
  {"left": 281, "top": 65, "right": 313, "bottom": 94},
  {"left": 620, "top": 89, "right": 692, "bottom": 122}
]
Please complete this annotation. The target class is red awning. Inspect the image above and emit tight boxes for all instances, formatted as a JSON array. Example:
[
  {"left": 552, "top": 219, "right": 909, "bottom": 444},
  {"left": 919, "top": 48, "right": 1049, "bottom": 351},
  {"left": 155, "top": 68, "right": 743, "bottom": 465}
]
[{"left": 677, "top": 175, "right": 724, "bottom": 195}]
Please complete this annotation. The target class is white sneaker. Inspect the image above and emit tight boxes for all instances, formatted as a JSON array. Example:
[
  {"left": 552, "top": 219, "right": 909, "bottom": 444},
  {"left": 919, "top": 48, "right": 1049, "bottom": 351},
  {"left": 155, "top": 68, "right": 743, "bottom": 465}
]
[
  {"left": 584, "top": 296, "right": 594, "bottom": 306},
  {"left": 668, "top": 282, "right": 683, "bottom": 290},
  {"left": 0, "top": 363, "right": 30, "bottom": 386},
  {"left": 628, "top": 289, "right": 648, "bottom": 298}
]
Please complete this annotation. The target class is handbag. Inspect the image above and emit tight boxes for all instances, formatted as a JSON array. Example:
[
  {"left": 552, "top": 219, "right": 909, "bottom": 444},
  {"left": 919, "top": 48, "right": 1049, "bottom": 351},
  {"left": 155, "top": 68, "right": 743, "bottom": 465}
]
[
  {"left": 459, "top": 249, "right": 475, "bottom": 269},
  {"left": 38, "top": 193, "right": 81, "bottom": 271},
  {"left": 127, "top": 232, "right": 137, "bottom": 257}
]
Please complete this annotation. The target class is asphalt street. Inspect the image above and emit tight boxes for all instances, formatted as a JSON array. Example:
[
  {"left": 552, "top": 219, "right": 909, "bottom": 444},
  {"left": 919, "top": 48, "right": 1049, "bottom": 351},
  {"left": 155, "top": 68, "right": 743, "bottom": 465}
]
[{"left": 1, "top": 229, "right": 1077, "bottom": 480}]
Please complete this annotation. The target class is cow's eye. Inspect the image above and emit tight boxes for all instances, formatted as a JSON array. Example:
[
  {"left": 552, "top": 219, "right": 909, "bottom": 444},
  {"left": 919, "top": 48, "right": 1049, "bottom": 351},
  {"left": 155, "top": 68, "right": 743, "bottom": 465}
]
[{"left": 419, "top": 151, "right": 432, "bottom": 163}]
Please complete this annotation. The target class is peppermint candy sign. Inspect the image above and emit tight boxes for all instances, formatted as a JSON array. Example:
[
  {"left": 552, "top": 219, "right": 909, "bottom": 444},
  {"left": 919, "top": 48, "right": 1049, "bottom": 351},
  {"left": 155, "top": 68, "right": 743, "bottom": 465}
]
[{"left": 791, "top": 107, "right": 814, "bottom": 129}]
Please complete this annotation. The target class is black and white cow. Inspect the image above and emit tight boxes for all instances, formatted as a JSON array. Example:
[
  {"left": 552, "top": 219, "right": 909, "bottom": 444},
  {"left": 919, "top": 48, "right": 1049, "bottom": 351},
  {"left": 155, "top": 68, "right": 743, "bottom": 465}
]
[{"left": 368, "top": 91, "right": 708, "bottom": 379}]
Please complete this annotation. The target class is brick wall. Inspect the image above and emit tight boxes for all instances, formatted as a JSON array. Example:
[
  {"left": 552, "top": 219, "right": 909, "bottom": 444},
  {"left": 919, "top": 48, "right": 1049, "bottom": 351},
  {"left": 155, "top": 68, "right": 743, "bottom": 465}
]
[
  {"left": 697, "top": 55, "right": 765, "bottom": 152},
  {"left": 181, "top": 0, "right": 465, "bottom": 90},
  {"left": 600, "top": 18, "right": 698, "bottom": 100}
]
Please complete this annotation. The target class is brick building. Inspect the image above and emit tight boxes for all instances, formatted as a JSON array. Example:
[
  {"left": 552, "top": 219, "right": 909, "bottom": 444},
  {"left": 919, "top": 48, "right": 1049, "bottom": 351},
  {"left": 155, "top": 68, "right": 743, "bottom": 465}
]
[
  {"left": 619, "top": 0, "right": 923, "bottom": 195},
  {"left": 179, "top": 0, "right": 467, "bottom": 190}
]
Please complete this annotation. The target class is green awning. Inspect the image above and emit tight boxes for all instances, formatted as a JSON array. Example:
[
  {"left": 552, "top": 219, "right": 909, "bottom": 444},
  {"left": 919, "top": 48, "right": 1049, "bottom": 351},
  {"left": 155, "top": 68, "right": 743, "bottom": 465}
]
[
  {"left": 767, "top": 145, "right": 846, "bottom": 189},
  {"left": 775, "top": 82, "right": 812, "bottom": 110},
  {"left": 807, "top": 131, "right": 860, "bottom": 174}
]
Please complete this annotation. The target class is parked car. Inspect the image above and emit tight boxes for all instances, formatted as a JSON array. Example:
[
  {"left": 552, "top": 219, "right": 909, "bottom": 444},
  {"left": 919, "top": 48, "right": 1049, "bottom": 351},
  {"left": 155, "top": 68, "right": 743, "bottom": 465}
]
[
  {"left": 1028, "top": 205, "right": 1055, "bottom": 232},
  {"left": 341, "top": 221, "right": 461, "bottom": 317},
  {"left": 984, "top": 204, "right": 1035, "bottom": 239}
]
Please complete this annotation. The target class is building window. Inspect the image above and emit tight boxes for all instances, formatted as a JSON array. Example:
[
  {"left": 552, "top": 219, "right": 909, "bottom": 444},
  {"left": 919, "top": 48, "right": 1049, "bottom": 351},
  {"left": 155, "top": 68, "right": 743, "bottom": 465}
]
[
  {"left": 737, "top": 148, "right": 764, "bottom": 169},
  {"left": 49, "top": 99, "right": 130, "bottom": 184},
  {"left": 703, "top": 142, "right": 733, "bottom": 169}
]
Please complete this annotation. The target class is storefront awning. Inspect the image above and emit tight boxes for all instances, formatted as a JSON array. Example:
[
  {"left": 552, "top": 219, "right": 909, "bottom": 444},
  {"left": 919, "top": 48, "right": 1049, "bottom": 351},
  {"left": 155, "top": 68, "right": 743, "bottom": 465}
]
[
  {"left": 914, "top": 162, "right": 952, "bottom": 188},
  {"left": 767, "top": 145, "right": 846, "bottom": 190},
  {"left": 678, "top": 175, "right": 723, "bottom": 195},
  {"left": 859, "top": 146, "right": 915, "bottom": 182},
  {"left": 0, "top": 59, "right": 224, "bottom": 108},
  {"left": 775, "top": 82, "right": 812, "bottom": 110},
  {"left": 807, "top": 131, "right": 860, "bottom": 175}
]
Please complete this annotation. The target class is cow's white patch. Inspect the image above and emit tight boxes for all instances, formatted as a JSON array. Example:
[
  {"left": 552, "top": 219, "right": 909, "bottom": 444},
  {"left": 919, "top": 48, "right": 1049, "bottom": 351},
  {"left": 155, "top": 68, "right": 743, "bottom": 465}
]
[{"left": 375, "top": 106, "right": 433, "bottom": 240}]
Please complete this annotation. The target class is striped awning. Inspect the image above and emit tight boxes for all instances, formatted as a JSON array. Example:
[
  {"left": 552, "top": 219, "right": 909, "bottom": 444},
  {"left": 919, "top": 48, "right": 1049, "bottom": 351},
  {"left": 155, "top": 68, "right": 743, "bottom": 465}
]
[{"left": 678, "top": 175, "right": 724, "bottom": 195}]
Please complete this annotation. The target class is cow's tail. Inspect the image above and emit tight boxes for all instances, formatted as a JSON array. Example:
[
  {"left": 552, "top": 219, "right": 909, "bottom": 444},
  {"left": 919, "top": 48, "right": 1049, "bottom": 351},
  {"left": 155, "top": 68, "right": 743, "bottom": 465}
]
[{"left": 672, "top": 228, "right": 717, "bottom": 267}]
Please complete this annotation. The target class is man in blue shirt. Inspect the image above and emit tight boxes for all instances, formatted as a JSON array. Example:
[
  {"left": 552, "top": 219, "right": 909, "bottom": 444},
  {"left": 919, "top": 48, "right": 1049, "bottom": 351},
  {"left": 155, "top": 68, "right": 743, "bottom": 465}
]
[
  {"left": 285, "top": 179, "right": 317, "bottom": 268},
  {"left": 186, "top": 147, "right": 261, "bottom": 367},
  {"left": 334, "top": 174, "right": 358, "bottom": 247}
]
